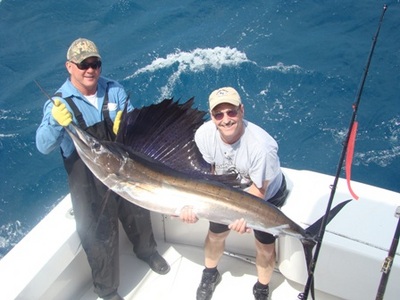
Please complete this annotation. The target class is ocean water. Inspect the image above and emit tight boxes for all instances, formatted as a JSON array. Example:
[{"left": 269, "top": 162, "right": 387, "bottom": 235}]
[{"left": 0, "top": 0, "right": 399, "bottom": 258}]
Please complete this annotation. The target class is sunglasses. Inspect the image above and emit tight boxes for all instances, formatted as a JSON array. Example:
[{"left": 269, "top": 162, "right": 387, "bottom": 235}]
[
  {"left": 212, "top": 107, "right": 241, "bottom": 120},
  {"left": 72, "top": 60, "right": 102, "bottom": 70}
]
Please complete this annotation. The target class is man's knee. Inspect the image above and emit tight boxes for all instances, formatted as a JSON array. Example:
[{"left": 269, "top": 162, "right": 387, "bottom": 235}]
[
  {"left": 255, "top": 240, "right": 275, "bottom": 257},
  {"left": 207, "top": 230, "right": 229, "bottom": 243}
]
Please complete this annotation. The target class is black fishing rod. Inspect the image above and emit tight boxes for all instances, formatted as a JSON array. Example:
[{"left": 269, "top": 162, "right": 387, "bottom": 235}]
[
  {"left": 299, "top": 4, "right": 388, "bottom": 299},
  {"left": 375, "top": 206, "right": 400, "bottom": 300},
  {"left": 34, "top": 79, "right": 56, "bottom": 104}
]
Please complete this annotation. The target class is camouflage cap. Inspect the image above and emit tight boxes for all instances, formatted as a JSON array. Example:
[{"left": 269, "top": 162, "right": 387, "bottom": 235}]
[{"left": 67, "top": 38, "right": 101, "bottom": 63}]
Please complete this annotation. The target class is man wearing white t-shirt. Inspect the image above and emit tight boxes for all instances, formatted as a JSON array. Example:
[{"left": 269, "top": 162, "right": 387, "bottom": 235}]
[{"left": 180, "top": 87, "right": 288, "bottom": 300}]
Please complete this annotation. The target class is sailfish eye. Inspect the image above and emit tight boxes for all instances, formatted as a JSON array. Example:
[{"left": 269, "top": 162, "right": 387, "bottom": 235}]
[{"left": 92, "top": 142, "right": 102, "bottom": 152}]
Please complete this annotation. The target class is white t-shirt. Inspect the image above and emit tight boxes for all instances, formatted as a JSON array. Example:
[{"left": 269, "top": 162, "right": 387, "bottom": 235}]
[
  {"left": 85, "top": 93, "right": 99, "bottom": 109},
  {"left": 195, "top": 120, "right": 283, "bottom": 201}
]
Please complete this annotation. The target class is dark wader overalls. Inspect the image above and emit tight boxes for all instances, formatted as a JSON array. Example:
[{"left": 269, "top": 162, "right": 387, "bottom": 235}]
[{"left": 60, "top": 91, "right": 157, "bottom": 297}]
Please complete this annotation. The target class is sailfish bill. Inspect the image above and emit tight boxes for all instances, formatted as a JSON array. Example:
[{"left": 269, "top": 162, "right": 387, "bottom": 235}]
[{"left": 65, "top": 98, "right": 351, "bottom": 299}]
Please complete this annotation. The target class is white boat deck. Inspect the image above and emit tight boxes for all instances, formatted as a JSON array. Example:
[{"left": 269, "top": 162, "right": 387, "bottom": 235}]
[{"left": 78, "top": 237, "right": 339, "bottom": 300}]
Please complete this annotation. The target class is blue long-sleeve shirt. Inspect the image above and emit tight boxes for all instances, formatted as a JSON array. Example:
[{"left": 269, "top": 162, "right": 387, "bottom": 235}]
[{"left": 36, "top": 76, "right": 133, "bottom": 158}]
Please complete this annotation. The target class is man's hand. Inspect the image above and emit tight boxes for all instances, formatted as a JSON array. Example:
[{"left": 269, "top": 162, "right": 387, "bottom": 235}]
[
  {"left": 113, "top": 110, "right": 123, "bottom": 135},
  {"left": 179, "top": 206, "right": 199, "bottom": 224},
  {"left": 51, "top": 99, "right": 72, "bottom": 126},
  {"left": 229, "top": 218, "right": 252, "bottom": 234}
]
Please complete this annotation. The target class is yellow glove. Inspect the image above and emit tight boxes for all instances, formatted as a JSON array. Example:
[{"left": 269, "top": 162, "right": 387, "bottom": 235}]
[
  {"left": 113, "top": 110, "right": 123, "bottom": 135},
  {"left": 51, "top": 99, "right": 72, "bottom": 127}
]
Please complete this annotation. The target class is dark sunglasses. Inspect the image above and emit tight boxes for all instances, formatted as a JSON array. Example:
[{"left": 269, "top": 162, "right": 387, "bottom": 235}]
[
  {"left": 72, "top": 60, "right": 102, "bottom": 70},
  {"left": 212, "top": 107, "right": 241, "bottom": 120}
]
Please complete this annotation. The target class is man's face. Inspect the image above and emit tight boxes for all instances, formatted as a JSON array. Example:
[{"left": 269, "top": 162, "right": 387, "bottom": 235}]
[
  {"left": 211, "top": 103, "right": 244, "bottom": 144},
  {"left": 66, "top": 57, "right": 101, "bottom": 95}
]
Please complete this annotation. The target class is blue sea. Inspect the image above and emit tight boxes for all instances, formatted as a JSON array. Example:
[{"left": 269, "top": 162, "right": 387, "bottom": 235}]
[{"left": 0, "top": 0, "right": 399, "bottom": 259}]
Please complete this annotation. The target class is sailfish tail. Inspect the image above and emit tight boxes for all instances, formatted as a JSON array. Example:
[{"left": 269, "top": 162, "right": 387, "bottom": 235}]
[{"left": 305, "top": 199, "right": 352, "bottom": 238}]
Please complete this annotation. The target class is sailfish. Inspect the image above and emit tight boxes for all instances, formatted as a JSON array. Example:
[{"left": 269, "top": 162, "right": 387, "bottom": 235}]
[{"left": 65, "top": 98, "right": 351, "bottom": 299}]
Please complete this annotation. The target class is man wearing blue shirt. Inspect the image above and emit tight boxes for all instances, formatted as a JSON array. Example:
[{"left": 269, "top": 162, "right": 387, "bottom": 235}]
[{"left": 36, "top": 38, "right": 170, "bottom": 300}]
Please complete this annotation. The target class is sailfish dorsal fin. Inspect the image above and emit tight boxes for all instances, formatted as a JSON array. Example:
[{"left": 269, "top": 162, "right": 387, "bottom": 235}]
[{"left": 117, "top": 98, "right": 211, "bottom": 175}]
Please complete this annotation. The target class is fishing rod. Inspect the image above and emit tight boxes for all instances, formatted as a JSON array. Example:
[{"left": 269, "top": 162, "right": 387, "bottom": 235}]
[
  {"left": 34, "top": 79, "right": 56, "bottom": 104},
  {"left": 299, "top": 4, "right": 388, "bottom": 299},
  {"left": 375, "top": 206, "right": 400, "bottom": 300}
]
